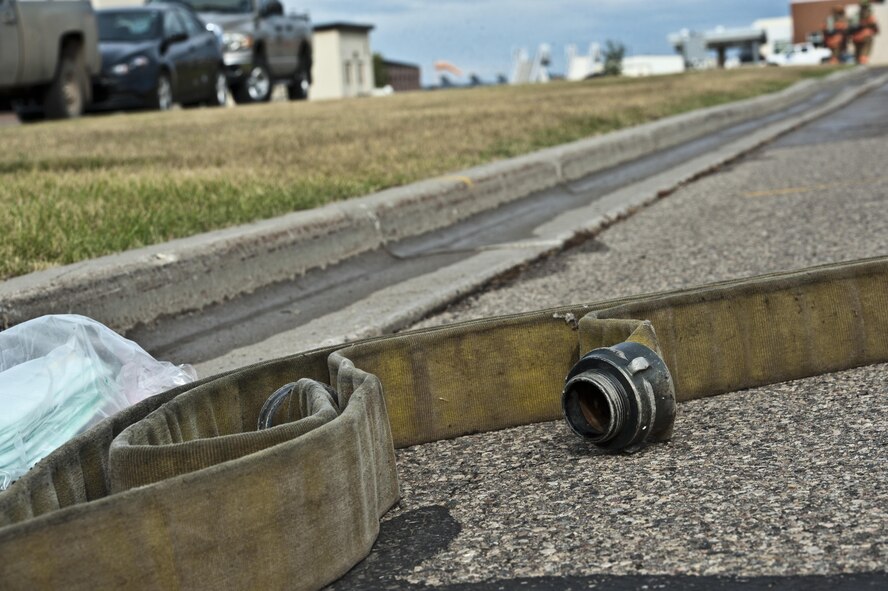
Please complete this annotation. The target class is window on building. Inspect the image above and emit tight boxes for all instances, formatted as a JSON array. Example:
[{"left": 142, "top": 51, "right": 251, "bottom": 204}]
[
  {"left": 344, "top": 61, "right": 352, "bottom": 86},
  {"left": 357, "top": 60, "right": 364, "bottom": 85}
]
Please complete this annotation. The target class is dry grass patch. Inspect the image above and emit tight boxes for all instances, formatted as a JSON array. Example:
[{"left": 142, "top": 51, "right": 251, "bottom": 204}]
[{"left": 0, "top": 67, "right": 836, "bottom": 279}]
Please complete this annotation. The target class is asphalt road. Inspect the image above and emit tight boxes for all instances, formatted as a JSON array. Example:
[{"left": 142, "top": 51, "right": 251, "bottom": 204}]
[{"left": 329, "top": 81, "right": 888, "bottom": 589}]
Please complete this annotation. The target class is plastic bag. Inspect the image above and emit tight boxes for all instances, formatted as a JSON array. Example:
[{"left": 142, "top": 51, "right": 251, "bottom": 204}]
[{"left": 0, "top": 314, "right": 196, "bottom": 489}]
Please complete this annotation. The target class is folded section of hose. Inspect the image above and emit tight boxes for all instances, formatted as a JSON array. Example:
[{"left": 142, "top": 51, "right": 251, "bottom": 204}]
[
  {"left": 105, "top": 353, "right": 399, "bottom": 590},
  {"left": 108, "top": 378, "right": 339, "bottom": 492}
]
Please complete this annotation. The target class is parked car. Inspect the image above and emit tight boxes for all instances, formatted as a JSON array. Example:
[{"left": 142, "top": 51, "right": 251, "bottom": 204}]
[
  {"left": 92, "top": 3, "right": 227, "bottom": 112},
  {"left": 0, "top": 0, "right": 101, "bottom": 122},
  {"left": 766, "top": 43, "right": 832, "bottom": 67},
  {"left": 168, "top": 0, "right": 312, "bottom": 103}
]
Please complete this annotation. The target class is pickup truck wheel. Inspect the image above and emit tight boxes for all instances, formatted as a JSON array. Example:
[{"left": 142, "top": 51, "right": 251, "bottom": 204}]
[
  {"left": 151, "top": 73, "right": 174, "bottom": 111},
  {"left": 286, "top": 66, "right": 309, "bottom": 100},
  {"left": 233, "top": 59, "right": 272, "bottom": 103},
  {"left": 13, "top": 104, "right": 44, "bottom": 123},
  {"left": 287, "top": 52, "right": 311, "bottom": 101},
  {"left": 44, "top": 45, "right": 87, "bottom": 119}
]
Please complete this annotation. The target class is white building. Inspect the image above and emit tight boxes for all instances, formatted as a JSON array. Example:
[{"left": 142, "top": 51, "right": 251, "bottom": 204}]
[
  {"left": 565, "top": 44, "right": 683, "bottom": 80},
  {"left": 509, "top": 44, "right": 552, "bottom": 84},
  {"left": 565, "top": 43, "right": 604, "bottom": 81},
  {"left": 309, "top": 23, "right": 375, "bottom": 101},
  {"left": 621, "top": 55, "right": 685, "bottom": 77},
  {"left": 753, "top": 16, "right": 793, "bottom": 58}
]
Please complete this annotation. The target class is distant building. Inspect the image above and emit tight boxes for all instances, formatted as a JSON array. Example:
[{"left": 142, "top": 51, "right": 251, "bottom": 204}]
[
  {"left": 565, "top": 44, "right": 604, "bottom": 80},
  {"left": 382, "top": 60, "right": 421, "bottom": 92},
  {"left": 671, "top": 26, "right": 767, "bottom": 68},
  {"left": 92, "top": 0, "right": 139, "bottom": 6},
  {"left": 565, "top": 45, "right": 683, "bottom": 79},
  {"left": 510, "top": 45, "right": 552, "bottom": 84},
  {"left": 753, "top": 16, "right": 793, "bottom": 58},
  {"left": 669, "top": 30, "right": 710, "bottom": 69},
  {"left": 621, "top": 55, "right": 685, "bottom": 77},
  {"left": 709, "top": 27, "right": 767, "bottom": 65},
  {"left": 792, "top": 1, "right": 856, "bottom": 44},
  {"left": 310, "top": 23, "right": 375, "bottom": 101},
  {"left": 790, "top": 0, "right": 887, "bottom": 64}
]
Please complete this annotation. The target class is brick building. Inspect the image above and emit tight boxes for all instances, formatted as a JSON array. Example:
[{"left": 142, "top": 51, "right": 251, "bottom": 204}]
[
  {"left": 382, "top": 60, "right": 421, "bottom": 92},
  {"left": 790, "top": 0, "right": 887, "bottom": 63}
]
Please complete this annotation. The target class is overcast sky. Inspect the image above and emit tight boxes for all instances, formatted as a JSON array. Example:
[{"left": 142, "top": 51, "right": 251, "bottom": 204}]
[{"left": 294, "top": 1, "right": 793, "bottom": 84}]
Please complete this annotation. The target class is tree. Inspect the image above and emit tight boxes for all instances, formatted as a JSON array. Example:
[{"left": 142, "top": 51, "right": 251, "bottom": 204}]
[
  {"left": 603, "top": 40, "right": 626, "bottom": 76},
  {"left": 372, "top": 53, "right": 389, "bottom": 88}
]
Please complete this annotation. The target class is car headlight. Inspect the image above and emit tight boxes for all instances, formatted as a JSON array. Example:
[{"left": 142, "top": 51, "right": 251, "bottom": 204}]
[
  {"left": 111, "top": 55, "right": 150, "bottom": 76},
  {"left": 223, "top": 32, "right": 253, "bottom": 53}
]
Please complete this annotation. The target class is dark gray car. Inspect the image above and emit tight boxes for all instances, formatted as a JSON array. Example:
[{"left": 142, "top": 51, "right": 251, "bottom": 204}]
[{"left": 92, "top": 4, "right": 228, "bottom": 112}]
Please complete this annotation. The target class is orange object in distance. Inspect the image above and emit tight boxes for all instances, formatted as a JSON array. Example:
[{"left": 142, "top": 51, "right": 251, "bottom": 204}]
[{"left": 434, "top": 60, "right": 464, "bottom": 77}]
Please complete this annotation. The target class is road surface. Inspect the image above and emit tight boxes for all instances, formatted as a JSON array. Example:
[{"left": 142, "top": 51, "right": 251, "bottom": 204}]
[{"left": 329, "top": 79, "right": 888, "bottom": 589}]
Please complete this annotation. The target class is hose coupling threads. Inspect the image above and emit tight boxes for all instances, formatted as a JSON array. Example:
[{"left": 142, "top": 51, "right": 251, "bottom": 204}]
[{"left": 562, "top": 341, "right": 675, "bottom": 452}]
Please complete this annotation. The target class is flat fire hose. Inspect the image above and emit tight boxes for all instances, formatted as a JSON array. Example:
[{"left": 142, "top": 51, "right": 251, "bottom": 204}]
[{"left": 1, "top": 256, "right": 887, "bottom": 589}]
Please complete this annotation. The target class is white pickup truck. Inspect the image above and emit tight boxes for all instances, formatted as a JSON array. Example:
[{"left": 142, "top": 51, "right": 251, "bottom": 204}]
[
  {"left": 0, "top": 0, "right": 101, "bottom": 121},
  {"left": 767, "top": 43, "right": 832, "bottom": 67}
]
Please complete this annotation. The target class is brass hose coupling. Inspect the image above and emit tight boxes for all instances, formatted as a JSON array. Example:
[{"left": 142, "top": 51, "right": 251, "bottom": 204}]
[{"left": 562, "top": 341, "right": 675, "bottom": 452}]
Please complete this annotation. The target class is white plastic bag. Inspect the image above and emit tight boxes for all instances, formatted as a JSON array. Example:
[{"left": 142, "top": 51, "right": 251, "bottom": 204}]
[{"left": 0, "top": 314, "right": 196, "bottom": 489}]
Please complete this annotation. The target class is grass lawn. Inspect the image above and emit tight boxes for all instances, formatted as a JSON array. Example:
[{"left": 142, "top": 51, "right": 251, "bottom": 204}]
[{"left": 0, "top": 67, "right": 837, "bottom": 280}]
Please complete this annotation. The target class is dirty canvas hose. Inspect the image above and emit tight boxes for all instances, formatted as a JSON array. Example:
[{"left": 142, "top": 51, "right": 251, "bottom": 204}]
[{"left": 1, "top": 257, "right": 887, "bottom": 589}]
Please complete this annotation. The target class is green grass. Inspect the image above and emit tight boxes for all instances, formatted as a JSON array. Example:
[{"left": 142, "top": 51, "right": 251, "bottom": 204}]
[{"left": 0, "top": 66, "right": 839, "bottom": 279}]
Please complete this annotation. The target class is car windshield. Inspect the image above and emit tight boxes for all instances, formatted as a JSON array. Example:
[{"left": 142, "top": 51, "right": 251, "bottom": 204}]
[
  {"left": 98, "top": 11, "right": 162, "bottom": 42},
  {"left": 179, "top": 0, "right": 253, "bottom": 14}
]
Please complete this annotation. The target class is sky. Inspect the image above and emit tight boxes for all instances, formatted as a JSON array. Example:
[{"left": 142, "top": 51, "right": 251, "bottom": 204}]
[{"left": 292, "top": 1, "right": 795, "bottom": 85}]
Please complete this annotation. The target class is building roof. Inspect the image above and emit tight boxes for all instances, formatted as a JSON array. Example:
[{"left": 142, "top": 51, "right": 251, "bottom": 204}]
[
  {"left": 704, "top": 27, "right": 767, "bottom": 46},
  {"left": 670, "top": 27, "right": 767, "bottom": 49},
  {"left": 313, "top": 22, "right": 375, "bottom": 34}
]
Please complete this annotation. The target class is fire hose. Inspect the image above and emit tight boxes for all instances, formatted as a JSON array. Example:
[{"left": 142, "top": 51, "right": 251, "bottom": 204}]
[{"left": 1, "top": 256, "right": 887, "bottom": 589}]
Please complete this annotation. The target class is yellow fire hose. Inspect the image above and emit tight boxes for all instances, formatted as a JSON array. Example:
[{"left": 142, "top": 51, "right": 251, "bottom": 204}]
[{"left": 1, "top": 256, "right": 886, "bottom": 589}]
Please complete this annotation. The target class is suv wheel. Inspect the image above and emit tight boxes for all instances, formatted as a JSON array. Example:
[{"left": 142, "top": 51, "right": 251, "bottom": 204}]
[
  {"left": 44, "top": 44, "right": 87, "bottom": 119},
  {"left": 234, "top": 58, "right": 272, "bottom": 103}
]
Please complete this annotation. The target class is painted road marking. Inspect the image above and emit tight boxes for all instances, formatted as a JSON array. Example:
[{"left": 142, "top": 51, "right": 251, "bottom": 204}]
[{"left": 744, "top": 177, "right": 888, "bottom": 198}]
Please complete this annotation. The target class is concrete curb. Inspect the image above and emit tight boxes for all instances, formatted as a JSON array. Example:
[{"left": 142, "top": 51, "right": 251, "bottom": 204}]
[
  {"left": 0, "top": 68, "right": 870, "bottom": 332},
  {"left": 195, "top": 69, "right": 888, "bottom": 376}
]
